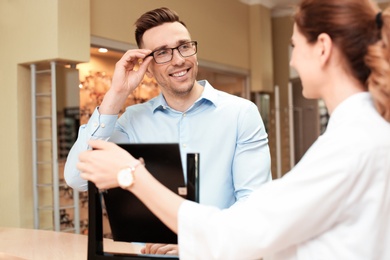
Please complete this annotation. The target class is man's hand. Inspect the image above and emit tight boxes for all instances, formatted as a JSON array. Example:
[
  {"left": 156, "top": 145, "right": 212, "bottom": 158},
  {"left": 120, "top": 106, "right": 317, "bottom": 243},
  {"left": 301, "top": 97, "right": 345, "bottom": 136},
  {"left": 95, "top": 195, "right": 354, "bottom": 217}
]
[
  {"left": 111, "top": 49, "right": 152, "bottom": 94},
  {"left": 99, "top": 49, "right": 153, "bottom": 115},
  {"left": 141, "top": 243, "right": 179, "bottom": 256}
]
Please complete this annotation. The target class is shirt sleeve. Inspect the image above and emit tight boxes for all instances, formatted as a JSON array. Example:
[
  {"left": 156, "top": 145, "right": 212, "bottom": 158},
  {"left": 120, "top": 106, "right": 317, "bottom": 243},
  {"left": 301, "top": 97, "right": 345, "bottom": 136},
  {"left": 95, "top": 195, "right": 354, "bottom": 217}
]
[
  {"left": 232, "top": 101, "right": 272, "bottom": 202},
  {"left": 178, "top": 136, "right": 357, "bottom": 259},
  {"left": 64, "top": 107, "right": 122, "bottom": 191}
]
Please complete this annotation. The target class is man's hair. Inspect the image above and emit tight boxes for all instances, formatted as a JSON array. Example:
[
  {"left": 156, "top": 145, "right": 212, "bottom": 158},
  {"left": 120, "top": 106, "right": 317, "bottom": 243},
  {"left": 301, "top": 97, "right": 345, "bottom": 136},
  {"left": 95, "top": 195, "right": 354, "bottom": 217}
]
[{"left": 135, "top": 7, "right": 186, "bottom": 48}]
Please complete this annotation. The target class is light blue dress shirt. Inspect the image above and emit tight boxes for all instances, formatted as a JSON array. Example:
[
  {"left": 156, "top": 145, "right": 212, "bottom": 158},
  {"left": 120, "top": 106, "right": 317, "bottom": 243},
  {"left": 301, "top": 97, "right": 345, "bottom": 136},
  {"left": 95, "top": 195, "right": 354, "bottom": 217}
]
[{"left": 65, "top": 80, "right": 271, "bottom": 209}]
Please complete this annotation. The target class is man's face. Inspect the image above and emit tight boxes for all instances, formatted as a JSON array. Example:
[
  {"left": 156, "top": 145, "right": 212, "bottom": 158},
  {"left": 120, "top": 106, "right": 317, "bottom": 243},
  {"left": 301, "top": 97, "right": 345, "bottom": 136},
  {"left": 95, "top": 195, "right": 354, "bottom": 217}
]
[{"left": 142, "top": 22, "right": 198, "bottom": 97}]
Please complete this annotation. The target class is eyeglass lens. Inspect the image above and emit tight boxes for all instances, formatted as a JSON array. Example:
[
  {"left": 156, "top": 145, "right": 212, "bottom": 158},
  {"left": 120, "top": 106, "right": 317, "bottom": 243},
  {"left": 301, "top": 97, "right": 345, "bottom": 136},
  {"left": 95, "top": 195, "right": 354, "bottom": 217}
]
[{"left": 153, "top": 41, "right": 197, "bottom": 64}]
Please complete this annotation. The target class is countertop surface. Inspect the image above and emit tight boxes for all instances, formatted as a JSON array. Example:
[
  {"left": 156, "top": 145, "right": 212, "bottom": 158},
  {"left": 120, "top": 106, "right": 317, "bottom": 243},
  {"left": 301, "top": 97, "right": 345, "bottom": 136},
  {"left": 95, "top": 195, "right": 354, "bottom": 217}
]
[{"left": 0, "top": 227, "right": 142, "bottom": 260}]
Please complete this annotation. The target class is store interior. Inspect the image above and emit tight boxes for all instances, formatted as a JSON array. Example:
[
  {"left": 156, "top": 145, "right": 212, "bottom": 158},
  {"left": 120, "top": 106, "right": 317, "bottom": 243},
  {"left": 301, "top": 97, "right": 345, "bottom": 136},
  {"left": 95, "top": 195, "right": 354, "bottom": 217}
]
[
  {"left": 6, "top": 0, "right": 363, "bottom": 238},
  {"left": 53, "top": 38, "right": 329, "bottom": 234}
]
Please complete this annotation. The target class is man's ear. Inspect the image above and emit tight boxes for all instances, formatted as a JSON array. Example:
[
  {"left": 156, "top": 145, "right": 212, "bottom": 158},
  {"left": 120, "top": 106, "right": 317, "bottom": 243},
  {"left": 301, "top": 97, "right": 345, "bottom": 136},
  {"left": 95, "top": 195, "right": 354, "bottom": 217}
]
[
  {"left": 145, "top": 67, "right": 153, "bottom": 78},
  {"left": 317, "top": 33, "right": 332, "bottom": 65}
]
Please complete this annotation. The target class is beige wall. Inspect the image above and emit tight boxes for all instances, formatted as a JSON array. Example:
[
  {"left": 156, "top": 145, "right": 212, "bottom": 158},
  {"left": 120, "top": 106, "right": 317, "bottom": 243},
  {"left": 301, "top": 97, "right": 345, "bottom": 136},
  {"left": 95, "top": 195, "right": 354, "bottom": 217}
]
[
  {"left": 271, "top": 16, "right": 294, "bottom": 176},
  {"left": 0, "top": 0, "right": 90, "bottom": 228},
  {"left": 250, "top": 5, "right": 274, "bottom": 92},
  {"left": 90, "top": 0, "right": 251, "bottom": 70},
  {"left": 90, "top": 0, "right": 274, "bottom": 91}
]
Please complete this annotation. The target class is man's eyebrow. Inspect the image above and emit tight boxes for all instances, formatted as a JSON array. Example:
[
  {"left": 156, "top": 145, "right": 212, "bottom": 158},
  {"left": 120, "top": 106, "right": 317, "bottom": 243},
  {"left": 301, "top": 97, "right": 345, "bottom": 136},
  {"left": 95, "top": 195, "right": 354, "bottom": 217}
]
[
  {"left": 152, "top": 40, "right": 191, "bottom": 51},
  {"left": 177, "top": 39, "right": 191, "bottom": 44},
  {"left": 152, "top": 44, "right": 169, "bottom": 52}
]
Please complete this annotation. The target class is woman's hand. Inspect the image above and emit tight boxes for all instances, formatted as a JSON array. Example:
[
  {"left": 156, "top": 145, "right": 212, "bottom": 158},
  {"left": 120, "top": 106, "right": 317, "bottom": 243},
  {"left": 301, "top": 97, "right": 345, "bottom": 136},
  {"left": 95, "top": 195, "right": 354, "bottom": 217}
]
[{"left": 77, "top": 139, "right": 135, "bottom": 189}]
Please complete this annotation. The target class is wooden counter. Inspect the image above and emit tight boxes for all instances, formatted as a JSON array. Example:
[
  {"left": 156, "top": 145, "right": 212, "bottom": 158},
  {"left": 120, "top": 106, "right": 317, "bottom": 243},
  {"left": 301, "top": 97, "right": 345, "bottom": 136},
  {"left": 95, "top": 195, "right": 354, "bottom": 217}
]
[{"left": 0, "top": 227, "right": 142, "bottom": 260}]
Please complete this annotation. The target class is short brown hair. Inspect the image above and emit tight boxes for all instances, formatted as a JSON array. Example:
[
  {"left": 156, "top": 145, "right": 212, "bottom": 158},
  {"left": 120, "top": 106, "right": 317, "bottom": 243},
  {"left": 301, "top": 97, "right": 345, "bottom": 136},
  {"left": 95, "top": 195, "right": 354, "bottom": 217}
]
[{"left": 134, "top": 7, "right": 186, "bottom": 48}]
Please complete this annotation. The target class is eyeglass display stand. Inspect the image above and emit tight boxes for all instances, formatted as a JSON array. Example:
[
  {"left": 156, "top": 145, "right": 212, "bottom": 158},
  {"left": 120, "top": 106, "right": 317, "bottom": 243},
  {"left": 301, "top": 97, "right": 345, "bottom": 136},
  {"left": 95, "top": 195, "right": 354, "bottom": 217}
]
[{"left": 87, "top": 153, "right": 200, "bottom": 260}]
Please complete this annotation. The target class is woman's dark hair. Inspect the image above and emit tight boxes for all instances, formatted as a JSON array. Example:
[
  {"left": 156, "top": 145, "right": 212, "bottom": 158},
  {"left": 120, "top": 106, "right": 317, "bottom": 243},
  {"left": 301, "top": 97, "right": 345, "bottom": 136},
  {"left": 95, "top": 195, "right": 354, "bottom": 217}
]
[
  {"left": 294, "top": 0, "right": 390, "bottom": 121},
  {"left": 134, "top": 7, "right": 186, "bottom": 48}
]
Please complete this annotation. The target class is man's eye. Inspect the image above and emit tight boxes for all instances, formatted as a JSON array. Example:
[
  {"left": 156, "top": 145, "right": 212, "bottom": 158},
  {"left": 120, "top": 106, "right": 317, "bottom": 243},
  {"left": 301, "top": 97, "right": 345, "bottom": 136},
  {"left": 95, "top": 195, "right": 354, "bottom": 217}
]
[
  {"left": 156, "top": 50, "right": 169, "bottom": 56},
  {"left": 180, "top": 44, "right": 191, "bottom": 50}
]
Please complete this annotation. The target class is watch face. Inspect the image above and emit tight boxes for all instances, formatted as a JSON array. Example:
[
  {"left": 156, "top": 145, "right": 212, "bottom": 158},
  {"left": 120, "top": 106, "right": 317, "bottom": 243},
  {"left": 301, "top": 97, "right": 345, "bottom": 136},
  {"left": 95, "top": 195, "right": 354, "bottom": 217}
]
[{"left": 118, "top": 168, "right": 134, "bottom": 188}]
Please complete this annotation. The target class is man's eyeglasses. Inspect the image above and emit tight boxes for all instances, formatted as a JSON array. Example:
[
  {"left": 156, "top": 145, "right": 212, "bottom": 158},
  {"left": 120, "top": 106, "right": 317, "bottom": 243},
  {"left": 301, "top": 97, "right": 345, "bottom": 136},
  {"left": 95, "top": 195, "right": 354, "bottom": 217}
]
[{"left": 147, "top": 41, "right": 198, "bottom": 64}]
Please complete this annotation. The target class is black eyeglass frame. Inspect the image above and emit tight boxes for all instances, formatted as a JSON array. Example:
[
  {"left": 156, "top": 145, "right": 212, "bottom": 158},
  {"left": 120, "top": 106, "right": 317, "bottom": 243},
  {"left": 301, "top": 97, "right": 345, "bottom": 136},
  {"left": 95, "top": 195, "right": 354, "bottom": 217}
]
[{"left": 146, "top": 41, "right": 198, "bottom": 64}]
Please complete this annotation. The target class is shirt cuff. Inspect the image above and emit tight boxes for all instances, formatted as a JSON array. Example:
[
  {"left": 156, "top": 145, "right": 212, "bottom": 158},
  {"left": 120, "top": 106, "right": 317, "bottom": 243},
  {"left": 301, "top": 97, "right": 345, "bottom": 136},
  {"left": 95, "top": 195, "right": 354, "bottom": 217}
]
[{"left": 86, "top": 107, "right": 118, "bottom": 137}]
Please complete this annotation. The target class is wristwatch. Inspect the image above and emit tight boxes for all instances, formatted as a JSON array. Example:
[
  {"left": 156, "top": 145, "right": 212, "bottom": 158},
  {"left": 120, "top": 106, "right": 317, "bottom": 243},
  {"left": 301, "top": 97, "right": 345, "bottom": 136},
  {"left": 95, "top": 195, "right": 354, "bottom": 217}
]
[{"left": 117, "top": 160, "right": 142, "bottom": 189}]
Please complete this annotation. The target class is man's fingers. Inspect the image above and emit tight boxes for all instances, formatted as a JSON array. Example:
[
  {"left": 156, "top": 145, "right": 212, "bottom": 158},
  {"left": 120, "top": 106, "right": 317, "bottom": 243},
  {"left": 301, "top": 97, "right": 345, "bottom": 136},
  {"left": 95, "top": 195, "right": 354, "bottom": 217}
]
[{"left": 141, "top": 244, "right": 178, "bottom": 255}]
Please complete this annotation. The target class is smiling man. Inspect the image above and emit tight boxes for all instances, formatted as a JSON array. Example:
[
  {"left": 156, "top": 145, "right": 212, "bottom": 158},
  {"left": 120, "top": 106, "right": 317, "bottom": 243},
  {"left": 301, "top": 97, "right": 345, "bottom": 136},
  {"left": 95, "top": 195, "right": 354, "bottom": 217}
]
[{"left": 64, "top": 7, "right": 271, "bottom": 256}]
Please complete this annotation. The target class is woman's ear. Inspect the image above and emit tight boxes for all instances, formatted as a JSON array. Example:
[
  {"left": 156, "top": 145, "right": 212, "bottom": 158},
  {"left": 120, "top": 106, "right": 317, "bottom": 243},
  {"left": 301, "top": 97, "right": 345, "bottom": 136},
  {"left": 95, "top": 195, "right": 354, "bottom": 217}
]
[{"left": 317, "top": 33, "right": 332, "bottom": 66}]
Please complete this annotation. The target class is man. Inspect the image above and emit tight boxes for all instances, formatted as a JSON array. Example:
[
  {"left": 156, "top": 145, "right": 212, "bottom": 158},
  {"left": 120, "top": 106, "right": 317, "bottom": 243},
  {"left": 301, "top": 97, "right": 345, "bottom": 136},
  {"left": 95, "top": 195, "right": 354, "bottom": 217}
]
[{"left": 65, "top": 7, "right": 271, "bottom": 255}]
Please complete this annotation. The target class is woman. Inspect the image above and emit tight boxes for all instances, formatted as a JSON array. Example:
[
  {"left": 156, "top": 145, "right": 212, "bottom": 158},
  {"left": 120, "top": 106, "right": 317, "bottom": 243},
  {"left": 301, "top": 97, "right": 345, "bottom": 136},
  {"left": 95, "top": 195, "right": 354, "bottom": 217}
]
[{"left": 77, "top": 0, "right": 390, "bottom": 259}]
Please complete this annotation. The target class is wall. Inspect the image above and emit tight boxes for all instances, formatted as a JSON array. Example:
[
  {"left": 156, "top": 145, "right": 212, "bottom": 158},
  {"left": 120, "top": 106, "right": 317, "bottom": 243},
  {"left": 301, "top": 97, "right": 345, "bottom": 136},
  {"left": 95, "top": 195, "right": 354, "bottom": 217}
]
[
  {"left": 271, "top": 16, "right": 294, "bottom": 175},
  {"left": 0, "top": 0, "right": 90, "bottom": 228},
  {"left": 90, "top": 0, "right": 274, "bottom": 92},
  {"left": 90, "top": 0, "right": 251, "bottom": 71},
  {"left": 250, "top": 4, "right": 274, "bottom": 92}
]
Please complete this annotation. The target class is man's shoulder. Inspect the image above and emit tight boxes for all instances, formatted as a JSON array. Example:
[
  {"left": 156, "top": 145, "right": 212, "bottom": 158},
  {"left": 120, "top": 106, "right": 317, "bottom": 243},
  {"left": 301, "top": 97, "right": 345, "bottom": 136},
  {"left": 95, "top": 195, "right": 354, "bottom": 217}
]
[
  {"left": 202, "top": 81, "right": 252, "bottom": 104},
  {"left": 214, "top": 89, "right": 255, "bottom": 107}
]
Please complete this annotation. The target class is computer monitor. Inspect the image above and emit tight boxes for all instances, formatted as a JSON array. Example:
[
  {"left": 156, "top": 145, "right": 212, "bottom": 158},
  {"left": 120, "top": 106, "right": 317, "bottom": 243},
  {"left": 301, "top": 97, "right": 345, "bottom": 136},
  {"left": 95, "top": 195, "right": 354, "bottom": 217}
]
[{"left": 87, "top": 143, "right": 199, "bottom": 259}]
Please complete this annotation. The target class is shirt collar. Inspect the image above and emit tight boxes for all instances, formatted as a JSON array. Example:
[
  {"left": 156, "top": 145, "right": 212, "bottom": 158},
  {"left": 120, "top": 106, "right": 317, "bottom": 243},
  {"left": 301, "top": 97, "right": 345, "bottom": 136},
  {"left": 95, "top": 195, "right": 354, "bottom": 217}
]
[
  {"left": 152, "top": 80, "right": 219, "bottom": 112},
  {"left": 197, "top": 80, "right": 219, "bottom": 106},
  {"left": 327, "top": 92, "right": 372, "bottom": 129}
]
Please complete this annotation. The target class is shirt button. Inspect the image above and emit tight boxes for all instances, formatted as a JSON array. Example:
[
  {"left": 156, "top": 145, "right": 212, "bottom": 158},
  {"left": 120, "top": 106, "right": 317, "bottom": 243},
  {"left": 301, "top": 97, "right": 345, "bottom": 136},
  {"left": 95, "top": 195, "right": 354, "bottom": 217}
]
[
  {"left": 101, "top": 123, "right": 105, "bottom": 128},
  {"left": 93, "top": 122, "right": 98, "bottom": 127},
  {"left": 182, "top": 143, "right": 187, "bottom": 148},
  {"left": 182, "top": 113, "right": 186, "bottom": 117}
]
